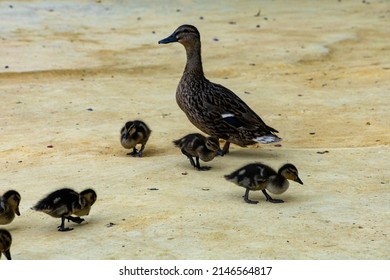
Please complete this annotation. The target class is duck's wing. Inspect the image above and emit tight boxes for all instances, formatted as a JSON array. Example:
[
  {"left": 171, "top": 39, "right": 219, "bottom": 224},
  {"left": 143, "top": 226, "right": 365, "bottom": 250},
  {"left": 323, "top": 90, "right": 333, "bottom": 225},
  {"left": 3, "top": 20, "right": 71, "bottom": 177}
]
[{"left": 203, "top": 82, "right": 278, "bottom": 133}]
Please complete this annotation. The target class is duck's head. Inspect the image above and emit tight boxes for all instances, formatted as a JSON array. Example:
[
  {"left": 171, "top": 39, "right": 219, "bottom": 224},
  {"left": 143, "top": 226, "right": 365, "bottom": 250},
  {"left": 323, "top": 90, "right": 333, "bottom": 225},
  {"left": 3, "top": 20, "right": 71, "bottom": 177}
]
[
  {"left": 79, "top": 189, "right": 97, "bottom": 207},
  {"left": 121, "top": 121, "right": 137, "bottom": 137},
  {"left": 158, "top": 24, "right": 200, "bottom": 47},
  {"left": 279, "top": 164, "right": 303, "bottom": 185},
  {"left": 75, "top": 189, "right": 97, "bottom": 216},
  {"left": 3, "top": 190, "right": 21, "bottom": 216},
  {"left": 205, "top": 136, "right": 223, "bottom": 156}
]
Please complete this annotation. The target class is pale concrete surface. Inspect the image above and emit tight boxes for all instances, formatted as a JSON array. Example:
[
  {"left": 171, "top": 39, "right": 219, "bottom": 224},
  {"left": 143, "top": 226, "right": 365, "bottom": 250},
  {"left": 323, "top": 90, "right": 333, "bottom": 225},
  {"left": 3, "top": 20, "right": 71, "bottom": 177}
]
[{"left": 0, "top": 0, "right": 389, "bottom": 259}]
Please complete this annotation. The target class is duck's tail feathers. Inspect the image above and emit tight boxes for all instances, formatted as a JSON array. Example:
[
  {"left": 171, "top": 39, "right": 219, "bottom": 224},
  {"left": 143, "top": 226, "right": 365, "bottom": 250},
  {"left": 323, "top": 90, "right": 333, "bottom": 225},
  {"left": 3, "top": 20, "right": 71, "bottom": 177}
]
[
  {"left": 224, "top": 174, "right": 234, "bottom": 181},
  {"left": 172, "top": 139, "right": 181, "bottom": 147},
  {"left": 253, "top": 135, "right": 282, "bottom": 144}
]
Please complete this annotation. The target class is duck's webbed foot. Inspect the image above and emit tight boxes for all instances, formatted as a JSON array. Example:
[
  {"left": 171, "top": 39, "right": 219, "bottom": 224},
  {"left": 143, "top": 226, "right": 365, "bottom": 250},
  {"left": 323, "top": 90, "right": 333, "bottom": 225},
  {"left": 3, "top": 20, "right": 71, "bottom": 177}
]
[
  {"left": 136, "top": 144, "right": 146, "bottom": 157},
  {"left": 196, "top": 166, "right": 211, "bottom": 171},
  {"left": 127, "top": 148, "right": 141, "bottom": 157},
  {"left": 67, "top": 216, "right": 85, "bottom": 224},
  {"left": 57, "top": 216, "right": 73, "bottom": 231},
  {"left": 262, "top": 190, "right": 284, "bottom": 203},
  {"left": 4, "top": 250, "right": 11, "bottom": 260},
  {"left": 195, "top": 157, "right": 211, "bottom": 171},
  {"left": 58, "top": 217, "right": 73, "bottom": 232},
  {"left": 58, "top": 226, "right": 73, "bottom": 232},
  {"left": 243, "top": 189, "right": 258, "bottom": 204}
]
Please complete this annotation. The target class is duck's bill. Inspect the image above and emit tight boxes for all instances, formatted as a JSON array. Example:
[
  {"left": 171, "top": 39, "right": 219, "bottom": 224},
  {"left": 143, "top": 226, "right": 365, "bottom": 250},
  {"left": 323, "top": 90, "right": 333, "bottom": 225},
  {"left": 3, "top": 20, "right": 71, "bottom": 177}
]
[
  {"left": 158, "top": 34, "right": 177, "bottom": 44},
  {"left": 296, "top": 177, "right": 304, "bottom": 185}
]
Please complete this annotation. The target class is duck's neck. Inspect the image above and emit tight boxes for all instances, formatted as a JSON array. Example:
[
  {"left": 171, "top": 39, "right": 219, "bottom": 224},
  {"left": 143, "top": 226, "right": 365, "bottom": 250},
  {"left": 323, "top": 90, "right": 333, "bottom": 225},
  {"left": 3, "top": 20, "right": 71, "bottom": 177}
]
[{"left": 183, "top": 41, "right": 204, "bottom": 77}]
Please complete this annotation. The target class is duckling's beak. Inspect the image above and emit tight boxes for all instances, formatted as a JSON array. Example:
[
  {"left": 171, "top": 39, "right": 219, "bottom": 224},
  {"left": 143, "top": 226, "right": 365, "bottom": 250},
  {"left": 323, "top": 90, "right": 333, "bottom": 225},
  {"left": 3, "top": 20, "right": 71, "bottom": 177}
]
[
  {"left": 296, "top": 177, "right": 304, "bottom": 185},
  {"left": 15, "top": 207, "right": 21, "bottom": 216},
  {"left": 158, "top": 33, "right": 178, "bottom": 44}
]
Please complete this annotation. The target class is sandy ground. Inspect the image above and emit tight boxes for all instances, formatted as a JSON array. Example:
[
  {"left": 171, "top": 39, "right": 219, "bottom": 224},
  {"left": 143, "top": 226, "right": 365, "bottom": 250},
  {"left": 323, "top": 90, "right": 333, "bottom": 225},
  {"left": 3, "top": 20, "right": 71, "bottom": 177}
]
[{"left": 0, "top": 0, "right": 389, "bottom": 260}]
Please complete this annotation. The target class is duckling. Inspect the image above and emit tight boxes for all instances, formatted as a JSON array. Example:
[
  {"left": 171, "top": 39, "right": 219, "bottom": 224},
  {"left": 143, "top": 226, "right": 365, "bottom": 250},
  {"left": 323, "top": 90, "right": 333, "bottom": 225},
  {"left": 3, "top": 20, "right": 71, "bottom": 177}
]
[
  {"left": 159, "top": 25, "right": 281, "bottom": 154},
  {"left": 120, "top": 120, "right": 152, "bottom": 157},
  {"left": 0, "top": 190, "right": 21, "bottom": 225},
  {"left": 32, "top": 188, "right": 97, "bottom": 232},
  {"left": 0, "top": 229, "right": 12, "bottom": 260},
  {"left": 224, "top": 163, "right": 303, "bottom": 204},
  {"left": 173, "top": 133, "right": 223, "bottom": 170}
]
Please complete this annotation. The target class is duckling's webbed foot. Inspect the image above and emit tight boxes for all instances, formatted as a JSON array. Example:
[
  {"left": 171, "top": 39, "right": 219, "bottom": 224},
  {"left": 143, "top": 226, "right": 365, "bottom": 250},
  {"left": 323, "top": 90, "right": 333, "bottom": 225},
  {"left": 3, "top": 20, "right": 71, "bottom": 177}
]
[
  {"left": 262, "top": 190, "right": 284, "bottom": 203},
  {"left": 58, "top": 217, "right": 73, "bottom": 232},
  {"left": 195, "top": 157, "right": 211, "bottom": 171},
  {"left": 58, "top": 226, "right": 73, "bottom": 232},
  {"left": 128, "top": 148, "right": 141, "bottom": 157},
  {"left": 67, "top": 216, "right": 85, "bottom": 224},
  {"left": 4, "top": 250, "right": 11, "bottom": 260},
  {"left": 243, "top": 188, "right": 258, "bottom": 204},
  {"left": 137, "top": 144, "right": 146, "bottom": 157}
]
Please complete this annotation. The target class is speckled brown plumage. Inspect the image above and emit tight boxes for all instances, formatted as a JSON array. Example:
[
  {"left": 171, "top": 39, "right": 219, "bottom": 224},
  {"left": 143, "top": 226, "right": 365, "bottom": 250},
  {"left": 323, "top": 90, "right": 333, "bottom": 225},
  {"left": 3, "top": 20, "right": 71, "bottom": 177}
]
[{"left": 159, "top": 24, "right": 281, "bottom": 154}]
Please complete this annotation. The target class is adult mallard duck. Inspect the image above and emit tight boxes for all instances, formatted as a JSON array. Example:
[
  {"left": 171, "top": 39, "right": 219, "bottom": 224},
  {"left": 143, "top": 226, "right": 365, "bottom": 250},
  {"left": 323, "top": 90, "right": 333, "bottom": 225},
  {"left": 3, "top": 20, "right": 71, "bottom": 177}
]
[
  {"left": 0, "top": 190, "right": 21, "bottom": 225},
  {"left": 32, "top": 188, "right": 97, "bottom": 231},
  {"left": 224, "top": 163, "right": 303, "bottom": 204},
  {"left": 120, "top": 120, "right": 152, "bottom": 157},
  {"left": 0, "top": 229, "right": 12, "bottom": 260},
  {"left": 159, "top": 24, "right": 281, "bottom": 154},
  {"left": 173, "top": 133, "right": 223, "bottom": 170}
]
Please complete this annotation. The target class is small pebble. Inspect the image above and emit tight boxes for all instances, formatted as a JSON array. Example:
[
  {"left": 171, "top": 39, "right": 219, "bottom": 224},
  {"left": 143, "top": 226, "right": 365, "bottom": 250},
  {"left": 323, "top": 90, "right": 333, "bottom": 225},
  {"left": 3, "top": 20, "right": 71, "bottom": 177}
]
[
  {"left": 47, "top": 145, "right": 53, "bottom": 148},
  {"left": 213, "top": 38, "right": 219, "bottom": 42},
  {"left": 147, "top": 188, "right": 159, "bottom": 191},
  {"left": 86, "top": 108, "right": 94, "bottom": 111}
]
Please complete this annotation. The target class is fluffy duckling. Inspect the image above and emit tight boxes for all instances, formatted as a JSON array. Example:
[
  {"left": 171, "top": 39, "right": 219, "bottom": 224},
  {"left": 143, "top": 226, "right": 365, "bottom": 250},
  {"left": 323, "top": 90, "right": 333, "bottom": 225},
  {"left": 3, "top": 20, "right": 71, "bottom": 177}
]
[
  {"left": 120, "top": 120, "right": 152, "bottom": 157},
  {"left": 159, "top": 25, "right": 281, "bottom": 154},
  {"left": 224, "top": 163, "right": 303, "bottom": 204},
  {"left": 0, "top": 229, "right": 12, "bottom": 260},
  {"left": 173, "top": 133, "right": 223, "bottom": 170},
  {"left": 0, "top": 190, "right": 21, "bottom": 225},
  {"left": 32, "top": 188, "right": 97, "bottom": 232}
]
